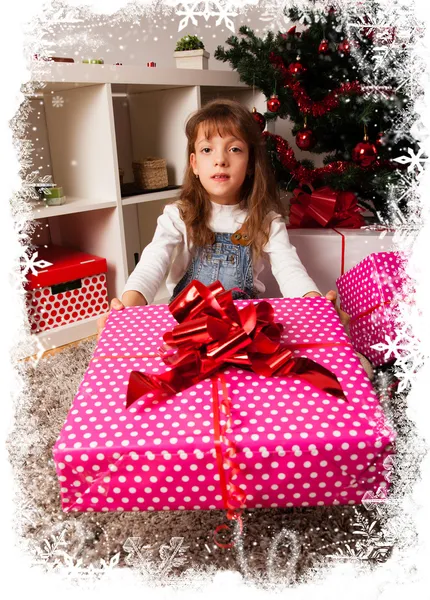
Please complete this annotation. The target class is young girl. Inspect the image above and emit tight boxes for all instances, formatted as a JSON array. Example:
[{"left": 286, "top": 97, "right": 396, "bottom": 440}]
[{"left": 98, "top": 99, "right": 349, "bottom": 337}]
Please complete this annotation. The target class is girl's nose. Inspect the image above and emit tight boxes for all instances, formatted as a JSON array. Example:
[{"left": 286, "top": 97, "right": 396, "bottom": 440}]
[{"left": 214, "top": 152, "right": 227, "bottom": 166}]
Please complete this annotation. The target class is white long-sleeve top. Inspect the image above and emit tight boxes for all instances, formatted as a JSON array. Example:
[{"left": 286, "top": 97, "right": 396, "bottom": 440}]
[{"left": 123, "top": 201, "right": 320, "bottom": 304}]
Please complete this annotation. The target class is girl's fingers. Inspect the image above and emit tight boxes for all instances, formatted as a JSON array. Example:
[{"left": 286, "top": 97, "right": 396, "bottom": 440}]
[
  {"left": 97, "top": 313, "right": 108, "bottom": 339},
  {"left": 97, "top": 299, "right": 125, "bottom": 340},
  {"left": 340, "top": 309, "right": 351, "bottom": 324},
  {"left": 110, "top": 298, "right": 125, "bottom": 310},
  {"left": 325, "top": 290, "right": 337, "bottom": 303}
]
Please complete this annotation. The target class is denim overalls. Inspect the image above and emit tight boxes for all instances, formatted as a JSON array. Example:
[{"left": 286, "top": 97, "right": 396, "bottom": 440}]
[{"left": 171, "top": 232, "right": 258, "bottom": 301}]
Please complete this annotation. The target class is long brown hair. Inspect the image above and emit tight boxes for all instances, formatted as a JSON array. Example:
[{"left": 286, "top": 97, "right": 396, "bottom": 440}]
[{"left": 177, "top": 98, "right": 285, "bottom": 258}]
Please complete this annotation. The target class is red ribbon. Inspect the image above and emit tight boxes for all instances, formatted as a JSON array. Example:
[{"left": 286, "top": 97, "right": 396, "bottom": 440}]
[
  {"left": 212, "top": 373, "right": 245, "bottom": 537},
  {"left": 349, "top": 300, "right": 393, "bottom": 325},
  {"left": 123, "top": 281, "right": 348, "bottom": 539},
  {"left": 290, "top": 182, "right": 365, "bottom": 229},
  {"left": 125, "top": 280, "right": 347, "bottom": 409}
]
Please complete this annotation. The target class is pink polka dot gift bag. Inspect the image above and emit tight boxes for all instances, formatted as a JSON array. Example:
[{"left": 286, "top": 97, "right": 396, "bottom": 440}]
[
  {"left": 53, "top": 281, "right": 395, "bottom": 516},
  {"left": 336, "top": 251, "right": 409, "bottom": 367}
]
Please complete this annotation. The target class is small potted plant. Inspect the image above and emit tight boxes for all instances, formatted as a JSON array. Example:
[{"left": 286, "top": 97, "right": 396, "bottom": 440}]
[{"left": 173, "top": 34, "right": 210, "bottom": 70}]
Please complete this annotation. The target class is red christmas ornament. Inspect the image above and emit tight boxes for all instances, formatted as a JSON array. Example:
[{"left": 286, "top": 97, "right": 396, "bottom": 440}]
[
  {"left": 267, "top": 94, "right": 281, "bottom": 113},
  {"left": 251, "top": 106, "right": 266, "bottom": 132},
  {"left": 295, "top": 119, "right": 315, "bottom": 151},
  {"left": 337, "top": 39, "right": 351, "bottom": 55},
  {"left": 319, "top": 39, "right": 330, "bottom": 54},
  {"left": 288, "top": 62, "right": 306, "bottom": 77},
  {"left": 295, "top": 128, "right": 315, "bottom": 151},
  {"left": 352, "top": 128, "right": 378, "bottom": 167}
]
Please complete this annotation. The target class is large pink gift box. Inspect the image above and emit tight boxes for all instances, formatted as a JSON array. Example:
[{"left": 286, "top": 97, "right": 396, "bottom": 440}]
[
  {"left": 53, "top": 298, "right": 395, "bottom": 513},
  {"left": 336, "top": 251, "right": 406, "bottom": 366}
]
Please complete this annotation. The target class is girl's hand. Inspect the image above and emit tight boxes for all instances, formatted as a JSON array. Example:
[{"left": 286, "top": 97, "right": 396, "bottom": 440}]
[
  {"left": 304, "top": 289, "right": 350, "bottom": 329},
  {"left": 324, "top": 289, "right": 350, "bottom": 329},
  {"left": 97, "top": 297, "right": 125, "bottom": 340}
]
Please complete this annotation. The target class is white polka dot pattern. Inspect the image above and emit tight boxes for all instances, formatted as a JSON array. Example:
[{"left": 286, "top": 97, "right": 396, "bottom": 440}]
[
  {"left": 53, "top": 297, "right": 396, "bottom": 513},
  {"left": 26, "top": 274, "right": 109, "bottom": 333},
  {"left": 336, "top": 251, "right": 406, "bottom": 366}
]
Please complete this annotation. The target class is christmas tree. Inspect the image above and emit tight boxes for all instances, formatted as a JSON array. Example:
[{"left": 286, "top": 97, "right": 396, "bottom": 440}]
[{"left": 214, "top": 2, "right": 419, "bottom": 222}]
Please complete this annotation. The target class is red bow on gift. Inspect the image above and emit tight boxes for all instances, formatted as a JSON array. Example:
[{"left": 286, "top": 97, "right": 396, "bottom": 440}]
[
  {"left": 290, "top": 182, "right": 365, "bottom": 228},
  {"left": 126, "top": 280, "right": 347, "bottom": 408}
]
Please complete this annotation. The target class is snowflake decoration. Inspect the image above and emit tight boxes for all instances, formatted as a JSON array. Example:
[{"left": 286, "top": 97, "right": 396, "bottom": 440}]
[
  {"left": 167, "top": 0, "right": 240, "bottom": 32},
  {"left": 37, "top": 4, "right": 85, "bottom": 24},
  {"left": 392, "top": 55, "right": 426, "bottom": 96},
  {"left": 32, "top": 529, "right": 69, "bottom": 568},
  {"left": 347, "top": 9, "right": 395, "bottom": 44},
  {"left": 52, "top": 95, "right": 64, "bottom": 108},
  {"left": 301, "top": 5, "right": 339, "bottom": 28},
  {"left": 371, "top": 333, "right": 406, "bottom": 362},
  {"left": 30, "top": 522, "right": 119, "bottom": 585},
  {"left": 382, "top": 454, "right": 395, "bottom": 483},
  {"left": 123, "top": 535, "right": 188, "bottom": 576},
  {"left": 13, "top": 216, "right": 33, "bottom": 256},
  {"left": 394, "top": 357, "right": 423, "bottom": 394},
  {"left": 373, "top": 299, "right": 428, "bottom": 394},
  {"left": 345, "top": 3, "right": 424, "bottom": 98},
  {"left": 259, "top": 6, "right": 289, "bottom": 32},
  {"left": 393, "top": 146, "right": 429, "bottom": 174},
  {"left": 348, "top": 4, "right": 422, "bottom": 49},
  {"left": 326, "top": 542, "right": 368, "bottom": 561},
  {"left": 123, "top": 537, "right": 152, "bottom": 571},
  {"left": 19, "top": 498, "right": 44, "bottom": 528},
  {"left": 159, "top": 537, "right": 188, "bottom": 575},
  {"left": 353, "top": 509, "right": 395, "bottom": 545},
  {"left": 388, "top": 171, "right": 420, "bottom": 206},
  {"left": 381, "top": 200, "right": 422, "bottom": 249},
  {"left": 359, "top": 64, "right": 393, "bottom": 101},
  {"left": 362, "top": 487, "right": 390, "bottom": 517},
  {"left": 361, "top": 78, "right": 393, "bottom": 102},
  {"left": 59, "top": 552, "right": 120, "bottom": 586},
  {"left": 327, "top": 508, "right": 395, "bottom": 563},
  {"left": 21, "top": 251, "right": 53, "bottom": 280}
]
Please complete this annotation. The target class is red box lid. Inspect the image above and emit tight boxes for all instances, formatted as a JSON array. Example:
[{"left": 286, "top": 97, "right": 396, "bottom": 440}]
[{"left": 25, "top": 245, "right": 107, "bottom": 290}]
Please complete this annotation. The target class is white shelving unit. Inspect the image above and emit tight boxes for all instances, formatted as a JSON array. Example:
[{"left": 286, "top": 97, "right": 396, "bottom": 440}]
[{"left": 24, "top": 63, "right": 270, "bottom": 356}]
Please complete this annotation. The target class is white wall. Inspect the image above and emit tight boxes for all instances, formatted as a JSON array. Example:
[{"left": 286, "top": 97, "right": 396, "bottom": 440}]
[
  {"left": 40, "top": 3, "right": 327, "bottom": 165},
  {"left": 44, "top": 5, "right": 284, "bottom": 70}
]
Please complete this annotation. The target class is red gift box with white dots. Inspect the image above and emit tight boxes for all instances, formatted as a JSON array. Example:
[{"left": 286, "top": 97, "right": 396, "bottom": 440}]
[
  {"left": 25, "top": 245, "right": 110, "bottom": 333},
  {"left": 53, "top": 297, "right": 395, "bottom": 514},
  {"left": 336, "top": 251, "right": 407, "bottom": 366}
]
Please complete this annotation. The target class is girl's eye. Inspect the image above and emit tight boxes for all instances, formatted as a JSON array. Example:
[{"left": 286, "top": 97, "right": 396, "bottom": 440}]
[{"left": 200, "top": 146, "right": 242, "bottom": 154}]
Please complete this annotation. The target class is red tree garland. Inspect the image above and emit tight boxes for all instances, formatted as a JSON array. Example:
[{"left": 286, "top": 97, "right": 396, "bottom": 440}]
[
  {"left": 263, "top": 131, "right": 398, "bottom": 183},
  {"left": 269, "top": 52, "right": 363, "bottom": 116}
]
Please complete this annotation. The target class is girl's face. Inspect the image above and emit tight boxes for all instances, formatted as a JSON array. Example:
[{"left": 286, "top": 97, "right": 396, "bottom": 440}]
[{"left": 190, "top": 122, "right": 250, "bottom": 205}]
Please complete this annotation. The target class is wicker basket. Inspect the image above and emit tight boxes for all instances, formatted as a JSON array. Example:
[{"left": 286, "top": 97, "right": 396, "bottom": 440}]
[{"left": 132, "top": 157, "right": 168, "bottom": 190}]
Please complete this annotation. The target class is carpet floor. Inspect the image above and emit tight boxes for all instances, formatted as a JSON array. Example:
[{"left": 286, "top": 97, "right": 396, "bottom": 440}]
[{"left": 7, "top": 337, "right": 419, "bottom": 587}]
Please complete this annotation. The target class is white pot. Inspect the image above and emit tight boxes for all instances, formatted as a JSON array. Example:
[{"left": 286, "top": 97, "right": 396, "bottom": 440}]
[{"left": 173, "top": 49, "right": 210, "bottom": 70}]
